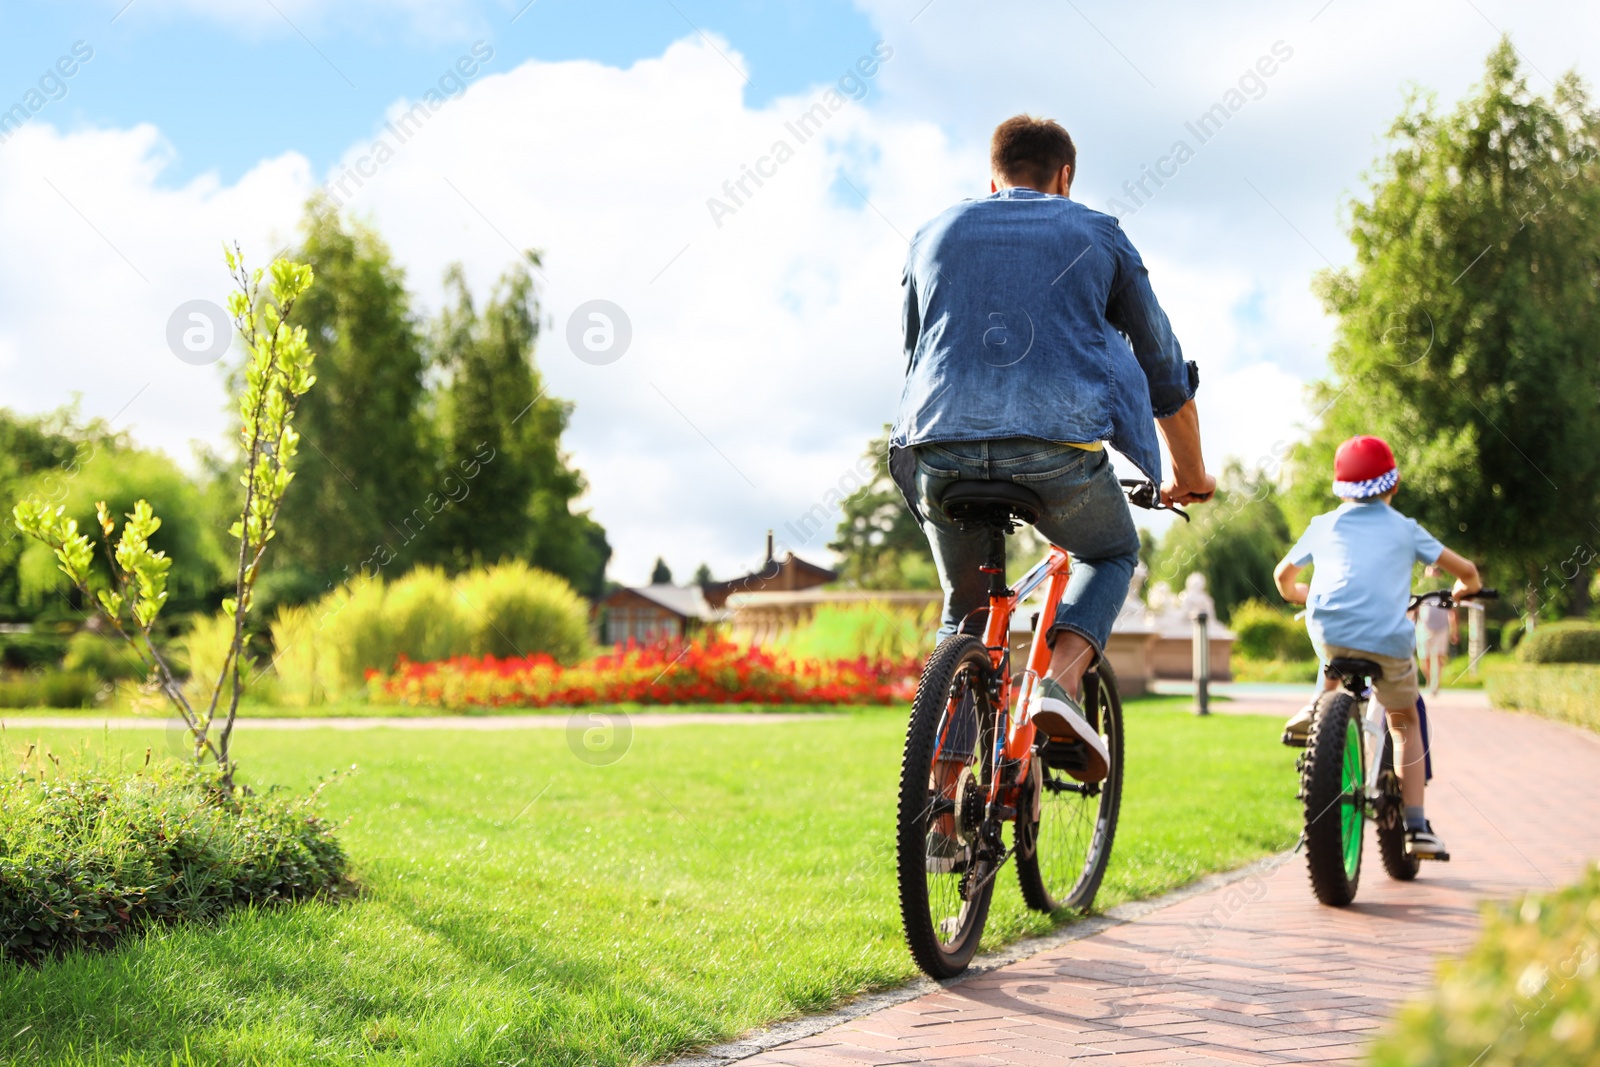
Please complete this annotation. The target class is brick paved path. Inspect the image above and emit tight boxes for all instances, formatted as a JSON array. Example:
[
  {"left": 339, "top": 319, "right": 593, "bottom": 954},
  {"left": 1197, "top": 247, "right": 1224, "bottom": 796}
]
[{"left": 743, "top": 694, "right": 1600, "bottom": 1066}]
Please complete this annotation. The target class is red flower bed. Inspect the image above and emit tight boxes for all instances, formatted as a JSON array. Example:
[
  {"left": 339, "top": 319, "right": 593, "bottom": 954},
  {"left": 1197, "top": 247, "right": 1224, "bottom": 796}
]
[{"left": 368, "top": 639, "right": 921, "bottom": 709}]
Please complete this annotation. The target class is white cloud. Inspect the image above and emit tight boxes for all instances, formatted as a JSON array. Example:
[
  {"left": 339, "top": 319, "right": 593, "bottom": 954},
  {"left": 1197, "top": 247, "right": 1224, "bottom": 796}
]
[{"left": 0, "top": 120, "right": 308, "bottom": 460}]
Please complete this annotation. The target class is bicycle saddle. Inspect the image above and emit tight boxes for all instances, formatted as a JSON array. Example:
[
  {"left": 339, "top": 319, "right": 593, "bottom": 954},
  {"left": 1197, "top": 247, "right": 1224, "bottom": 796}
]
[
  {"left": 938, "top": 480, "right": 1043, "bottom": 528},
  {"left": 1326, "top": 657, "right": 1382, "bottom": 681}
]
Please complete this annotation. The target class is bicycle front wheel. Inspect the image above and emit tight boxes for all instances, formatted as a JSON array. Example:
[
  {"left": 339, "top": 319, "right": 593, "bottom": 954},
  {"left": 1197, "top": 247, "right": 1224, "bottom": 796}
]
[
  {"left": 1015, "top": 658, "right": 1124, "bottom": 914},
  {"left": 1302, "top": 691, "right": 1364, "bottom": 905},
  {"left": 896, "top": 634, "right": 1000, "bottom": 979}
]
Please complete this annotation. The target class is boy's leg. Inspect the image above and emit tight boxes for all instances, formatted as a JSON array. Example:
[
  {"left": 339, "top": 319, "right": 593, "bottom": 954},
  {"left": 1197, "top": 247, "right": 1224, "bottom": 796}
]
[
  {"left": 1369, "top": 653, "right": 1448, "bottom": 857},
  {"left": 1384, "top": 700, "right": 1426, "bottom": 810}
]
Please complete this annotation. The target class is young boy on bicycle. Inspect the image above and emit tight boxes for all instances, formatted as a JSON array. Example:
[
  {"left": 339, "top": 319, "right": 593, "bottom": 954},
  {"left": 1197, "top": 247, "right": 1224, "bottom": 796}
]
[{"left": 1273, "top": 435, "right": 1480, "bottom": 860}]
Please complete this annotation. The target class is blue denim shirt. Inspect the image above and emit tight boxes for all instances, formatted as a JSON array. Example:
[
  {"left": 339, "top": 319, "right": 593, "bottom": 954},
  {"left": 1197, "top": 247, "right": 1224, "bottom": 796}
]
[{"left": 888, "top": 189, "right": 1197, "bottom": 514}]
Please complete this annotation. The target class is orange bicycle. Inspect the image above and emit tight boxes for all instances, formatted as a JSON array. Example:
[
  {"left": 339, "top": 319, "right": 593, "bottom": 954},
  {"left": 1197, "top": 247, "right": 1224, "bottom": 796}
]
[{"left": 896, "top": 477, "right": 1179, "bottom": 978}]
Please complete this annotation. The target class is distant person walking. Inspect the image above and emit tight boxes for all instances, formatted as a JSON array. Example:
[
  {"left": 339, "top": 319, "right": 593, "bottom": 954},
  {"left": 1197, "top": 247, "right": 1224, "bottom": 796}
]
[{"left": 1414, "top": 564, "right": 1456, "bottom": 697}]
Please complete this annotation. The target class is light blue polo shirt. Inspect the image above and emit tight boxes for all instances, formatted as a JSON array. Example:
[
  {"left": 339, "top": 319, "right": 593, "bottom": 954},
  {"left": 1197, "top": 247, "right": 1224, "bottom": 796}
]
[{"left": 1288, "top": 500, "right": 1444, "bottom": 660}]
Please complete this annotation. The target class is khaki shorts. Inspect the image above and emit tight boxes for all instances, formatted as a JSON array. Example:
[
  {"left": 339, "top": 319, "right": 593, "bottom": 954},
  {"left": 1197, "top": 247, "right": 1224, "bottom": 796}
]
[{"left": 1323, "top": 644, "right": 1420, "bottom": 710}]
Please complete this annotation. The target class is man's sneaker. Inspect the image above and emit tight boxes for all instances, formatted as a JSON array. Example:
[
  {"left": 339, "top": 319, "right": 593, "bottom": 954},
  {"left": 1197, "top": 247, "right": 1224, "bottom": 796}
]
[
  {"left": 1405, "top": 822, "right": 1451, "bottom": 861},
  {"left": 924, "top": 830, "right": 967, "bottom": 874},
  {"left": 1282, "top": 702, "right": 1317, "bottom": 747},
  {"left": 1028, "top": 677, "right": 1109, "bottom": 783}
]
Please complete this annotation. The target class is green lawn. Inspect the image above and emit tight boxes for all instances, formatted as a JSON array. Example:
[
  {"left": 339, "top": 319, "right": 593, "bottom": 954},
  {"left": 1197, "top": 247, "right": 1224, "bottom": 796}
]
[{"left": 0, "top": 702, "right": 1296, "bottom": 1066}]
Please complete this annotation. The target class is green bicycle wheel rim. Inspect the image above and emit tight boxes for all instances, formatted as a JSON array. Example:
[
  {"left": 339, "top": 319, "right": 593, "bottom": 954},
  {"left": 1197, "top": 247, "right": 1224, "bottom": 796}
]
[{"left": 1340, "top": 716, "right": 1363, "bottom": 880}]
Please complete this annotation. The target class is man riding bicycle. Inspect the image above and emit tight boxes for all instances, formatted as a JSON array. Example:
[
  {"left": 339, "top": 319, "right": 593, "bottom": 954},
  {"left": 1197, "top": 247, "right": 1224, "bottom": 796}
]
[{"left": 888, "top": 115, "right": 1216, "bottom": 780}]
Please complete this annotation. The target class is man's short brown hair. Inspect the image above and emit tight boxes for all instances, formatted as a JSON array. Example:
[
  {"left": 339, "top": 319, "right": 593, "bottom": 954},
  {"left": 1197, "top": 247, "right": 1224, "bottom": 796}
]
[{"left": 990, "top": 115, "right": 1076, "bottom": 191}]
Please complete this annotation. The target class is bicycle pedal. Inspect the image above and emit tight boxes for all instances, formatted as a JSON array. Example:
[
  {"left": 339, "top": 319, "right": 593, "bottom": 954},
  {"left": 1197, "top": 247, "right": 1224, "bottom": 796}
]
[{"left": 1040, "top": 738, "right": 1089, "bottom": 772}]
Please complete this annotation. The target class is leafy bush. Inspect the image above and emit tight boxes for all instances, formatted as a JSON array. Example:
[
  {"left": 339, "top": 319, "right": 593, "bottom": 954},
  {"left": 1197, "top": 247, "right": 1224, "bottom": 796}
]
[
  {"left": 0, "top": 669, "right": 100, "bottom": 708},
  {"left": 0, "top": 756, "right": 346, "bottom": 962},
  {"left": 457, "top": 560, "right": 591, "bottom": 662},
  {"left": 1370, "top": 862, "right": 1600, "bottom": 1066},
  {"left": 177, "top": 612, "right": 245, "bottom": 703},
  {"left": 1486, "top": 663, "right": 1600, "bottom": 733},
  {"left": 382, "top": 567, "right": 474, "bottom": 664},
  {"left": 769, "top": 601, "right": 939, "bottom": 662},
  {"left": 267, "top": 605, "right": 330, "bottom": 707},
  {"left": 1229, "top": 599, "right": 1315, "bottom": 661},
  {"left": 1502, "top": 619, "right": 1526, "bottom": 653},
  {"left": 1517, "top": 620, "right": 1600, "bottom": 664},
  {"left": 0, "top": 631, "right": 68, "bottom": 670},
  {"left": 287, "top": 562, "right": 591, "bottom": 699},
  {"left": 63, "top": 628, "right": 148, "bottom": 682}
]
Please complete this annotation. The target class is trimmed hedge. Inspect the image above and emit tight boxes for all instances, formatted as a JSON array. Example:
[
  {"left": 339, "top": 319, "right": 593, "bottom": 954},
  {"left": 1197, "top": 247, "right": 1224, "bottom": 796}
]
[
  {"left": 0, "top": 632, "right": 68, "bottom": 671},
  {"left": 0, "top": 668, "right": 100, "bottom": 709},
  {"left": 1517, "top": 621, "right": 1600, "bottom": 664},
  {"left": 1228, "top": 599, "right": 1315, "bottom": 662},
  {"left": 1370, "top": 863, "right": 1600, "bottom": 1066},
  {"left": 0, "top": 761, "right": 347, "bottom": 961},
  {"left": 1486, "top": 663, "right": 1600, "bottom": 734}
]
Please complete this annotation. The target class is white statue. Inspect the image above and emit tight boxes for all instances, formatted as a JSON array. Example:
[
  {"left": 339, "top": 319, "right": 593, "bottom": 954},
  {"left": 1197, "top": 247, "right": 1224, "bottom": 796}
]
[
  {"left": 1113, "top": 562, "right": 1154, "bottom": 630},
  {"left": 1181, "top": 572, "right": 1217, "bottom": 621}
]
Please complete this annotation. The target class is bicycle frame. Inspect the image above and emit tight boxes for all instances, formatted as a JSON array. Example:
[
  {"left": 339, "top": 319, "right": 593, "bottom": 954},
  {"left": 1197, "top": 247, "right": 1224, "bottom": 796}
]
[
  {"left": 979, "top": 544, "right": 1072, "bottom": 808},
  {"left": 1358, "top": 690, "right": 1388, "bottom": 803}
]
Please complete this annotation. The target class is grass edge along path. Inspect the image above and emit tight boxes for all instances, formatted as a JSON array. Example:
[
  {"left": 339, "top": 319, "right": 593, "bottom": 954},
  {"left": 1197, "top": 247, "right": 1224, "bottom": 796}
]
[{"left": 0, "top": 701, "right": 1295, "bottom": 1067}]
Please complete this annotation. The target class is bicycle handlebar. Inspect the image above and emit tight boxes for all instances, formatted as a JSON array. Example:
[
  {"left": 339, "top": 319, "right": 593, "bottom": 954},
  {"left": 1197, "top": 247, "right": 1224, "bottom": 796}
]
[
  {"left": 1119, "top": 479, "right": 1193, "bottom": 522},
  {"left": 1408, "top": 588, "right": 1499, "bottom": 611}
]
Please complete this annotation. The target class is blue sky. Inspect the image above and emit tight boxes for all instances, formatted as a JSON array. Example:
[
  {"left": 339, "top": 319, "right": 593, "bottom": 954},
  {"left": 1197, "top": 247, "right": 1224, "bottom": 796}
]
[{"left": 5, "top": 0, "right": 881, "bottom": 184}]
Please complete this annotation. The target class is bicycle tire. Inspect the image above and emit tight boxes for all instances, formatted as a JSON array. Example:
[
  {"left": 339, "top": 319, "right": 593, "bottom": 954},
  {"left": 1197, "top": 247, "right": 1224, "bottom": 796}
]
[
  {"left": 896, "top": 633, "right": 999, "bottom": 979},
  {"left": 1302, "top": 691, "right": 1363, "bottom": 906},
  {"left": 1376, "top": 727, "right": 1420, "bottom": 881},
  {"left": 1015, "top": 659, "right": 1124, "bottom": 914}
]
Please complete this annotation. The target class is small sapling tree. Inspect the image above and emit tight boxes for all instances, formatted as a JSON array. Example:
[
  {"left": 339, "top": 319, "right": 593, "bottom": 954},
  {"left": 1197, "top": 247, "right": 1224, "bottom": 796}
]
[{"left": 14, "top": 248, "right": 316, "bottom": 784}]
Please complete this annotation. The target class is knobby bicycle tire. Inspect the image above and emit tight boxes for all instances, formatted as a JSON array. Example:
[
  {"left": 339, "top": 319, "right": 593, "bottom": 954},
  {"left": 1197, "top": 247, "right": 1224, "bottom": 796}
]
[
  {"left": 896, "top": 634, "right": 998, "bottom": 978},
  {"left": 1376, "top": 726, "right": 1420, "bottom": 881},
  {"left": 1302, "top": 691, "right": 1363, "bottom": 906},
  {"left": 1014, "top": 659, "right": 1124, "bottom": 914}
]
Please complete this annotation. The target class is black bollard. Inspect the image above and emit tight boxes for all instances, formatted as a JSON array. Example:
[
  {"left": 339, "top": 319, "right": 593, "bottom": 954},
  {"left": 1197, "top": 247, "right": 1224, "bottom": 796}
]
[{"left": 1193, "top": 611, "right": 1210, "bottom": 716}]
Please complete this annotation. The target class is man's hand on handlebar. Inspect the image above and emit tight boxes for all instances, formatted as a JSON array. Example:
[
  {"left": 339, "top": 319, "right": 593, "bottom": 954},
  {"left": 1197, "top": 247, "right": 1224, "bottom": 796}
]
[{"left": 1161, "top": 470, "right": 1216, "bottom": 508}]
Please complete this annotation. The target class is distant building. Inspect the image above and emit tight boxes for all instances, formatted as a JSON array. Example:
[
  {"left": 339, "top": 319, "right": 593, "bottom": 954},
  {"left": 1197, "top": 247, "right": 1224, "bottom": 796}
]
[
  {"left": 598, "top": 584, "right": 718, "bottom": 646},
  {"left": 598, "top": 532, "right": 837, "bottom": 647},
  {"left": 701, "top": 531, "right": 836, "bottom": 609}
]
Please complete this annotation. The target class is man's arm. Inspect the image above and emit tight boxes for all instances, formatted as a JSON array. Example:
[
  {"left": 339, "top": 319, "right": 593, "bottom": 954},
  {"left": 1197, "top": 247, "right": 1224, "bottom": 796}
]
[
  {"left": 900, "top": 258, "right": 921, "bottom": 374},
  {"left": 1434, "top": 547, "right": 1481, "bottom": 598},
  {"left": 1157, "top": 399, "right": 1217, "bottom": 505},
  {"left": 1104, "top": 224, "right": 1197, "bottom": 419},
  {"left": 1105, "top": 224, "right": 1212, "bottom": 503},
  {"left": 1275, "top": 557, "right": 1309, "bottom": 605}
]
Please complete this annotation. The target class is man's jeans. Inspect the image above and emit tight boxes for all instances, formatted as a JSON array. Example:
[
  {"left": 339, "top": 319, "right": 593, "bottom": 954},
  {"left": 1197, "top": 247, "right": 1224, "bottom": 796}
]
[{"left": 914, "top": 438, "right": 1141, "bottom": 654}]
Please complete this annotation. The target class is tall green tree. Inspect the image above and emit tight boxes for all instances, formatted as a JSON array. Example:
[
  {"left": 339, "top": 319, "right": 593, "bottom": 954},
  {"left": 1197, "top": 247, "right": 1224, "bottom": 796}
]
[
  {"left": 650, "top": 557, "right": 672, "bottom": 585},
  {"left": 829, "top": 430, "right": 938, "bottom": 590},
  {"left": 1291, "top": 40, "right": 1600, "bottom": 618},
  {"left": 0, "top": 407, "right": 124, "bottom": 619},
  {"left": 1150, "top": 461, "right": 1291, "bottom": 624},
  {"left": 269, "top": 200, "right": 435, "bottom": 599},
  {"left": 432, "top": 258, "right": 610, "bottom": 598}
]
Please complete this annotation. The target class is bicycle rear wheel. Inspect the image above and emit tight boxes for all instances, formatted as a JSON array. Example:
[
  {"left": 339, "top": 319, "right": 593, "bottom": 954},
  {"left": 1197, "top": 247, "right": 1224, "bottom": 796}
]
[
  {"left": 896, "top": 634, "right": 1000, "bottom": 979},
  {"left": 1376, "top": 726, "right": 1420, "bottom": 881},
  {"left": 1301, "top": 691, "right": 1364, "bottom": 906},
  {"left": 1015, "top": 659, "right": 1124, "bottom": 914}
]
